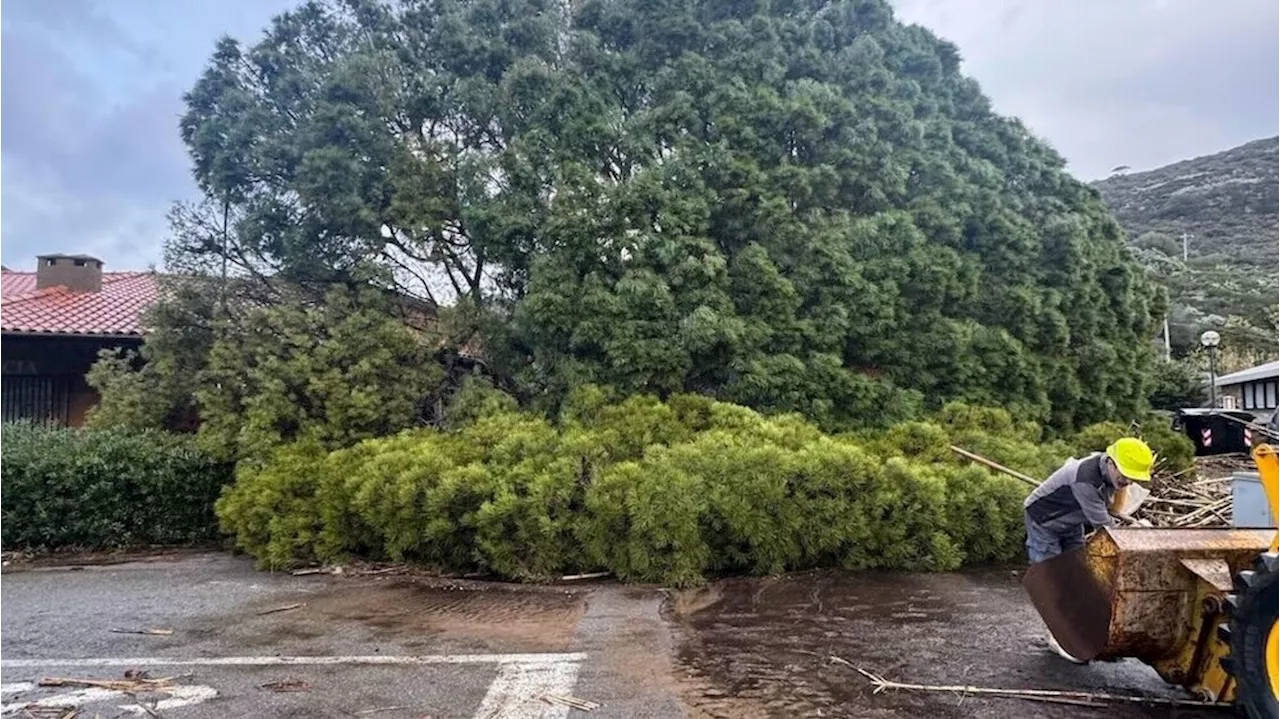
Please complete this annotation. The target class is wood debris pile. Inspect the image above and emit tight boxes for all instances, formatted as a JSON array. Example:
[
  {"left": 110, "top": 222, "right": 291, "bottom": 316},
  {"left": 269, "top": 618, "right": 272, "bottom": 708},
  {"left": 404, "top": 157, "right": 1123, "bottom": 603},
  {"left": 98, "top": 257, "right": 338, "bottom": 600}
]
[{"left": 1132, "top": 454, "right": 1257, "bottom": 528}]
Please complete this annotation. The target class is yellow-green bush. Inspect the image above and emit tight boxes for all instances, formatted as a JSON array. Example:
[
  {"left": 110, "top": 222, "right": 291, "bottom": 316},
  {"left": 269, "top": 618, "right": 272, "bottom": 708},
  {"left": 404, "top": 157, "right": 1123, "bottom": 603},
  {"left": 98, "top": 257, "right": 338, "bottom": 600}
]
[{"left": 218, "top": 392, "right": 1051, "bottom": 584}]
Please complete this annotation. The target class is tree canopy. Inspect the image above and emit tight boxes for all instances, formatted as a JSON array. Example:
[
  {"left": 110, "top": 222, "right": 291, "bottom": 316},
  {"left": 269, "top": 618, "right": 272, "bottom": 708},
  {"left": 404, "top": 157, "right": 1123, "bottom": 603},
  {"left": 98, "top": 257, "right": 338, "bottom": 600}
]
[{"left": 168, "top": 0, "right": 1161, "bottom": 432}]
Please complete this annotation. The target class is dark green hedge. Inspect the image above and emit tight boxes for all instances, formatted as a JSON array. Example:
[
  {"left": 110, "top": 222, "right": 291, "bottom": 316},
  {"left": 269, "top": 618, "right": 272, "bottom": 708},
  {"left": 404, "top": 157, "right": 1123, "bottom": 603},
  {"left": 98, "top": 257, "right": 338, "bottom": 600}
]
[{"left": 1, "top": 423, "right": 234, "bottom": 549}]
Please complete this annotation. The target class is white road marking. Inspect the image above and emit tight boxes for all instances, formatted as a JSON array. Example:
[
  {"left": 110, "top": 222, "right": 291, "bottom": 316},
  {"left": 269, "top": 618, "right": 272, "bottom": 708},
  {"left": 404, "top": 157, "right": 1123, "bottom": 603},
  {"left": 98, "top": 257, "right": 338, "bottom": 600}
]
[
  {"left": 472, "top": 660, "right": 582, "bottom": 719},
  {"left": 1, "top": 653, "right": 586, "bottom": 668},
  {"left": 1, "top": 683, "right": 220, "bottom": 717},
  {"left": 2, "top": 686, "right": 122, "bottom": 715},
  {"left": 0, "top": 684, "right": 32, "bottom": 697},
  {"left": 119, "top": 685, "right": 220, "bottom": 716},
  {"left": 2, "top": 653, "right": 587, "bottom": 718}
]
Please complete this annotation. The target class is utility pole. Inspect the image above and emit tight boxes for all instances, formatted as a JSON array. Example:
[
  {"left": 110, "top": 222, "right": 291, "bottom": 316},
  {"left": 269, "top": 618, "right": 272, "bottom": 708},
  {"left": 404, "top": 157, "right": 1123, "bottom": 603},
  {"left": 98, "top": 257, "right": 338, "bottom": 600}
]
[{"left": 1163, "top": 316, "right": 1172, "bottom": 361}]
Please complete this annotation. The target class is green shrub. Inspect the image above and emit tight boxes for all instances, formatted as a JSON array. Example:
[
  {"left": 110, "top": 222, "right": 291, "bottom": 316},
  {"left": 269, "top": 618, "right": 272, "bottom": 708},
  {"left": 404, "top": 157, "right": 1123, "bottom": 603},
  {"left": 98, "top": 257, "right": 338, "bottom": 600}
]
[
  {"left": 214, "top": 439, "right": 333, "bottom": 568},
  {"left": 216, "top": 391, "right": 1036, "bottom": 584},
  {"left": 581, "top": 459, "right": 709, "bottom": 586},
  {"left": 870, "top": 417, "right": 1068, "bottom": 482},
  {"left": 2, "top": 423, "right": 232, "bottom": 550}
]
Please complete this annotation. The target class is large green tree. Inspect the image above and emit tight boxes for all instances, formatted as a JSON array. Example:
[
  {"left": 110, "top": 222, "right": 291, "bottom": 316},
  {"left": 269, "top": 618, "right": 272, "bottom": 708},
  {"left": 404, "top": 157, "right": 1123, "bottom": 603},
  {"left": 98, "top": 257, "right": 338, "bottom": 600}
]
[{"left": 177, "top": 0, "right": 1162, "bottom": 431}]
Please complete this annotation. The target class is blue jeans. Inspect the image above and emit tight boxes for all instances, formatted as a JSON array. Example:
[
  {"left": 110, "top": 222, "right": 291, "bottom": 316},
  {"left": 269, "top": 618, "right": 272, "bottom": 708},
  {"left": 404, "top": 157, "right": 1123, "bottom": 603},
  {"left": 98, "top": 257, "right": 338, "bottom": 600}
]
[{"left": 1025, "top": 516, "right": 1084, "bottom": 563}]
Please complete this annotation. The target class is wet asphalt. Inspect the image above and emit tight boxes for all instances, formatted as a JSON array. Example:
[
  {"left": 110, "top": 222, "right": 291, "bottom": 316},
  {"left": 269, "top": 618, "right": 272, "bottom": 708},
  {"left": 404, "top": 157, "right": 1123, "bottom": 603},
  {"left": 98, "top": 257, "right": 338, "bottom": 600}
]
[
  {"left": 0, "top": 553, "right": 1214, "bottom": 718},
  {"left": 1, "top": 553, "right": 680, "bottom": 718}
]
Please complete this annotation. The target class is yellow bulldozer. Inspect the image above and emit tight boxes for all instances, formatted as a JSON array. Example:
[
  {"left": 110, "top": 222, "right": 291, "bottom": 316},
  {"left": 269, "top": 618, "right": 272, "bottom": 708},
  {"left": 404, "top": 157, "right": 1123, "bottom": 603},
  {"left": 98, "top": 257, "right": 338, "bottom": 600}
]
[{"left": 1025, "top": 443, "right": 1278, "bottom": 718}]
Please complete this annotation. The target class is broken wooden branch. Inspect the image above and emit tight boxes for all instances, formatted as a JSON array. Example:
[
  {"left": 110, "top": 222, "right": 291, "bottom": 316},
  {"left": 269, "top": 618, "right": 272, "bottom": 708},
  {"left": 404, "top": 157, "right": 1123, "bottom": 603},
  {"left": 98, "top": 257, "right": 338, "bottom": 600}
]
[
  {"left": 38, "top": 675, "right": 175, "bottom": 692},
  {"left": 260, "top": 679, "right": 310, "bottom": 692},
  {"left": 559, "top": 571, "right": 610, "bottom": 582},
  {"left": 833, "top": 660, "right": 1230, "bottom": 709},
  {"left": 109, "top": 628, "right": 173, "bottom": 636},
  {"left": 948, "top": 446, "right": 1040, "bottom": 487}
]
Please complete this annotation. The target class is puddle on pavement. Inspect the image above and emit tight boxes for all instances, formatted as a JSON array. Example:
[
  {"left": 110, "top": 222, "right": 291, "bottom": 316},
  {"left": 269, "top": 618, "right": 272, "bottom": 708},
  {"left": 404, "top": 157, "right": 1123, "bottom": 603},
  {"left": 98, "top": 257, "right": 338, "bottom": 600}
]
[{"left": 670, "top": 568, "right": 1227, "bottom": 719}]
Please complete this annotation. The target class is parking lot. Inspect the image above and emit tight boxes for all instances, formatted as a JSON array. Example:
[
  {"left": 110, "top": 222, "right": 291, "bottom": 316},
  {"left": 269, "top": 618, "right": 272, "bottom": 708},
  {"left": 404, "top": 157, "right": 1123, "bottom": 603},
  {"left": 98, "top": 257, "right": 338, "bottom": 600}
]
[
  {"left": 2, "top": 553, "right": 1208, "bottom": 718},
  {"left": 0, "top": 553, "right": 682, "bottom": 718}
]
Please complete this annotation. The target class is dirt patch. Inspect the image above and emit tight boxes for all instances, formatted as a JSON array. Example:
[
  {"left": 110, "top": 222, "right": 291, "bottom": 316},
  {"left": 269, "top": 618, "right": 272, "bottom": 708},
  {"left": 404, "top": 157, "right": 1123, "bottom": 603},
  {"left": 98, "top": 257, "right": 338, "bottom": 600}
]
[
  {"left": 233, "top": 578, "right": 588, "bottom": 652},
  {"left": 669, "top": 569, "right": 1227, "bottom": 719}
]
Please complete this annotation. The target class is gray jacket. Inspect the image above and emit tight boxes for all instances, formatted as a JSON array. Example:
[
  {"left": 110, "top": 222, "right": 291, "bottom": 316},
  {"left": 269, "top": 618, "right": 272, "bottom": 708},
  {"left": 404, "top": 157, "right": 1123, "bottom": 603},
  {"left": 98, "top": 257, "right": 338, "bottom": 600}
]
[{"left": 1023, "top": 453, "right": 1116, "bottom": 535}]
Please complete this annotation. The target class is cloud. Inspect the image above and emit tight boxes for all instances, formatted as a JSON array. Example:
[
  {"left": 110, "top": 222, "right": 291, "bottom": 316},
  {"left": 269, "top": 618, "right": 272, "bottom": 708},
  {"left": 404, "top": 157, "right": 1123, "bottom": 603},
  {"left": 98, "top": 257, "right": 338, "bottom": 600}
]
[
  {"left": 0, "top": 28, "right": 190, "bottom": 271},
  {"left": 0, "top": 0, "right": 296, "bottom": 272},
  {"left": 892, "top": 0, "right": 1280, "bottom": 179},
  {"left": 1, "top": 0, "right": 1275, "bottom": 273}
]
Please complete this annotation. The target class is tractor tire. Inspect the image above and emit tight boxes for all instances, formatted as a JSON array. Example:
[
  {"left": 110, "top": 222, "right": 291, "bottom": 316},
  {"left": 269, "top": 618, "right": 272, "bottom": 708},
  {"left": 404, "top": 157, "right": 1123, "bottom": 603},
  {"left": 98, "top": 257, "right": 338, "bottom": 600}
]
[{"left": 1223, "top": 552, "right": 1278, "bottom": 719}]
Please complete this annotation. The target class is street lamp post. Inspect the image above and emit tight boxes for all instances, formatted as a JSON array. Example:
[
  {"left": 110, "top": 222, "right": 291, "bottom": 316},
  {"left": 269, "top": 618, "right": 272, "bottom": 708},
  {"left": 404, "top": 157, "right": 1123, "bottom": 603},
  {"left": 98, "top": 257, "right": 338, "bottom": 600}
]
[{"left": 1200, "top": 330, "right": 1221, "bottom": 408}]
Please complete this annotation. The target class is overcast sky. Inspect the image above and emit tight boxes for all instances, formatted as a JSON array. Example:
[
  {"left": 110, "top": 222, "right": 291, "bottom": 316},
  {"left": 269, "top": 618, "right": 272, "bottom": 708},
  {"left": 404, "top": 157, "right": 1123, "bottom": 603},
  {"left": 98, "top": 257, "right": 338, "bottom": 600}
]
[{"left": 2, "top": 0, "right": 1277, "bottom": 271}]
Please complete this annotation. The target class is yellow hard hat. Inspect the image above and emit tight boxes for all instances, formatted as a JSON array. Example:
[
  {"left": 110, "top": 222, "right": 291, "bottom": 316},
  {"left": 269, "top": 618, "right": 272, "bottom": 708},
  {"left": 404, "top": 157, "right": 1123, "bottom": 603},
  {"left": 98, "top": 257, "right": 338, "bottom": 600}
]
[{"left": 1106, "top": 437, "right": 1155, "bottom": 482}]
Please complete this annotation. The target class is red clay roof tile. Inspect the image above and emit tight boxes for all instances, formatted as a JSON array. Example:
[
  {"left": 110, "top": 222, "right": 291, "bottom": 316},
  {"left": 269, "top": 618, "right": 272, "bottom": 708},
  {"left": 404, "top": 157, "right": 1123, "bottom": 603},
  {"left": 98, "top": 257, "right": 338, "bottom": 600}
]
[{"left": 1, "top": 270, "right": 159, "bottom": 336}]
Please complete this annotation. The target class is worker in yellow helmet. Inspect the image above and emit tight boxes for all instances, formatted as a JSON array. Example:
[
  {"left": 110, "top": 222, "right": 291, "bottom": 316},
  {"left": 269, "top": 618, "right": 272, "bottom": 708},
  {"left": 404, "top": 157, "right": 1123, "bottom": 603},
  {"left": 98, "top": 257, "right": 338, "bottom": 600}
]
[
  {"left": 1023, "top": 437, "right": 1155, "bottom": 564},
  {"left": 1023, "top": 436, "right": 1155, "bottom": 661}
]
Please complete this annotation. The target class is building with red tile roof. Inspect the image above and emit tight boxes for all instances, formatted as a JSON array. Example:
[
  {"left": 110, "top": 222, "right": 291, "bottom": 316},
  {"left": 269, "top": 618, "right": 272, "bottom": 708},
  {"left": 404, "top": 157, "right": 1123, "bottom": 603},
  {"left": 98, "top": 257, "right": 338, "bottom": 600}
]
[{"left": 2, "top": 255, "right": 160, "bottom": 425}]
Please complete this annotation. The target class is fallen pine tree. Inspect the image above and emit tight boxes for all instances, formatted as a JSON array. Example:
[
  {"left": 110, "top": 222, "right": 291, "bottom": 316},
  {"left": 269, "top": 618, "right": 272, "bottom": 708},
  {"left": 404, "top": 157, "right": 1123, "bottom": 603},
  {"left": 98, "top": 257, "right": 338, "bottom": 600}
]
[{"left": 216, "top": 389, "right": 1194, "bottom": 585}]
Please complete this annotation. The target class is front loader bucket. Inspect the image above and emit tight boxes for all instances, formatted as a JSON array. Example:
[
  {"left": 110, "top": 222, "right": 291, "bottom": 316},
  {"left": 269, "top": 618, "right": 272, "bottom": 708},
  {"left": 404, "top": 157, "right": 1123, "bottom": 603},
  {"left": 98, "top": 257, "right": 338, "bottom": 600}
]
[
  {"left": 1022, "top": 547, "right": 1112, "bottom": 660},
  {"left": 1024, "top": 527, "right": 1274, "bottom": 700}
]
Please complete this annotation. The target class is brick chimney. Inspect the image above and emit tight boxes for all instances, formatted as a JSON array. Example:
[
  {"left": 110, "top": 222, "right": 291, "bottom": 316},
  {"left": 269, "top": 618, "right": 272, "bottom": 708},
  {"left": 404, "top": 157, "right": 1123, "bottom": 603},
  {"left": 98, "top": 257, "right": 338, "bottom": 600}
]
[{"left": 36, "top": 254, "right": 104, "bottom": 293}]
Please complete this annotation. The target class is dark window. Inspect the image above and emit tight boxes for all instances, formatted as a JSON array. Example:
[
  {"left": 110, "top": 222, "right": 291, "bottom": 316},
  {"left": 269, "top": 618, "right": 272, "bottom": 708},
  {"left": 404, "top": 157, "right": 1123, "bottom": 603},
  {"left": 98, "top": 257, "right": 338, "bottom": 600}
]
[
  {"left": 1267, "top": 381, "right": 1278, "bottom": 409},
  {"left": 1, "top": 376, "right": 71, "bottom": 426},
  {"left": 73, "top": 258, "right": 87, "bottom": 266}
]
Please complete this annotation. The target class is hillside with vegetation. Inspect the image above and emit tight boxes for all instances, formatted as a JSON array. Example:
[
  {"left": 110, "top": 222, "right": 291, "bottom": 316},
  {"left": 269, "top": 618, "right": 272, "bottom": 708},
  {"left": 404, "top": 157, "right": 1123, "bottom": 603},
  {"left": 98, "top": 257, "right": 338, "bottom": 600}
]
[{"left": 1094, "top": 137, "right": 1278, "bottom": 368}]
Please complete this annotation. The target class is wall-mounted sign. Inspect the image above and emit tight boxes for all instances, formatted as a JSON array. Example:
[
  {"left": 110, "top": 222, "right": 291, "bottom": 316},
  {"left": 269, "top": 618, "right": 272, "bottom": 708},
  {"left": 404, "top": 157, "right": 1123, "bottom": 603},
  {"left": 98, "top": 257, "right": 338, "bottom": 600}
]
[{"left": 0, "top": 358, "right": 37, "bottom": 376}]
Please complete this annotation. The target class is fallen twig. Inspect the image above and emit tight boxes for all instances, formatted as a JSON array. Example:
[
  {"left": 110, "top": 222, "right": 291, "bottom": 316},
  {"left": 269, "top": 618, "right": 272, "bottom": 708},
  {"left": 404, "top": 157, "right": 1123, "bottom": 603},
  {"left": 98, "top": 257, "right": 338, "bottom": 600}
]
[
  {"left": 539, "top": 693, "right": 601, "bottom": 711},
  {"left": 260, "top": 679, "right": 310, "bottom": 693},
  {"left": 109, "top": 628, "right": 174, "bottom": 636},
  {"left": 256, "top": 603, "right": 304, "bottom": 616},
  {"left": 832, "top": 660, "right": 1230, "bottom": 709},
  {"left": 352, "top": 707, "right": 406, "bottom": 716},
  {"left": 560, "top": 571, "right": 610, "bottom": 582},
  {"left": 290, "top": 568, "right": 328, "bottom": 576},
  {"left": 38, "top": 676, "right": 175, "bottom": 692}
]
